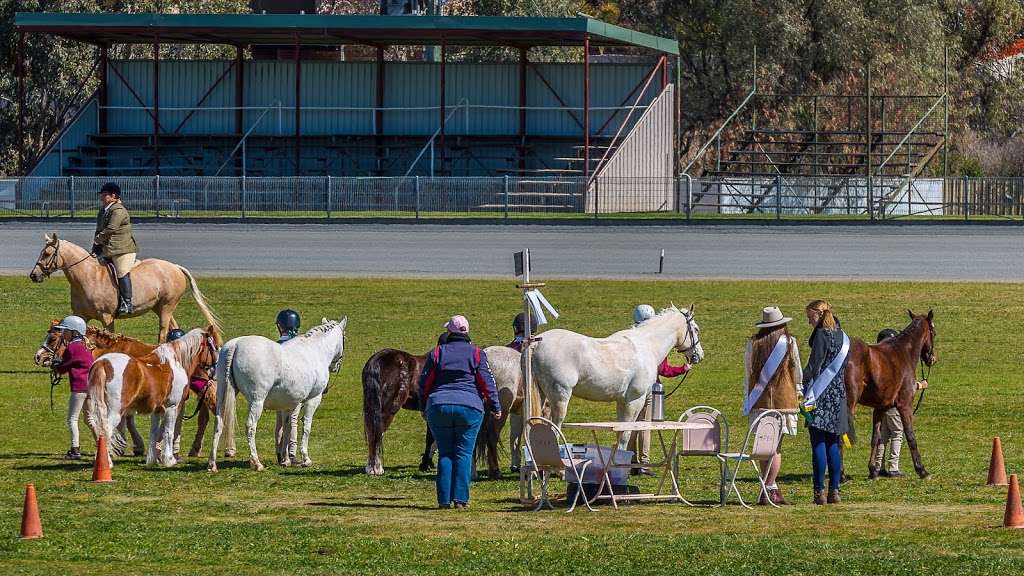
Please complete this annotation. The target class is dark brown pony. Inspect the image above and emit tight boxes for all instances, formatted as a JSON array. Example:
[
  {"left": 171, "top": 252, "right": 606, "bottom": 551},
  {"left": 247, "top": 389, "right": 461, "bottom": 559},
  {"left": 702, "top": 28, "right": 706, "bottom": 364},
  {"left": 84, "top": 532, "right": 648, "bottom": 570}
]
[
  {"left": 845, "top": 310, "right": 936, "bottom": 479},
  {"left": 362, "top": 347, "right": 515, "bottom": 478}
]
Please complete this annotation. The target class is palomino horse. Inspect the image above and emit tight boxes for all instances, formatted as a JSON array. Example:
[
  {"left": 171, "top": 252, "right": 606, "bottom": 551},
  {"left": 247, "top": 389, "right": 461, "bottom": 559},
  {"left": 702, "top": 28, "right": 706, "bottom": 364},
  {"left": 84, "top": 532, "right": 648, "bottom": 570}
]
[
  {"left": 35, "top": 321, "right": 235, "bottom": 459},
  {"left": 845, "top": 310, "right": 936, "bottom": 479},
  {"left": 29, "top": 234, "right": 221, "bottom": 343},
  {"left": 208, "top": 318, "right": 347, "bottom": 472},
  {"left": 530, "top": 304, "right": 705, "bottom": 451},
  {"left": 361, "top": 345, "right": 521, "bottom": 478},
  {"left": 86, "top": 326, "right": 222, "bottom": 468}
]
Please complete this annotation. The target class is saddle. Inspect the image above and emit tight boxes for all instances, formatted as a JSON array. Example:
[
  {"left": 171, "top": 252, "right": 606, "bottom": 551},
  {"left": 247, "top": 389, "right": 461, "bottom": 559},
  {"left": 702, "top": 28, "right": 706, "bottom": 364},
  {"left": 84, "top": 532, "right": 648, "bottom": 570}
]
[{"left": 99, "top": 259, "right": 119, "bottom": 289}]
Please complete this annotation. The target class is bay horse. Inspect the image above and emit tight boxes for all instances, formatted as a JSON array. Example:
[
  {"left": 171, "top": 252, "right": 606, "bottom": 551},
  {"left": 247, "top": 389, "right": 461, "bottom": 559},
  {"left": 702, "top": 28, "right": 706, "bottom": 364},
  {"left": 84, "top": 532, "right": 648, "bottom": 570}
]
[
  {"left": 362, "top": 345, "right": 521, "bottom": 478},
  {"left": 530, "top": 304, "right": 704, "bottom": 452},
  {"left": 29, "top": 233, "right": 221, "bottom": 343},
  {"left": 35, "top": 321, "right": 235, "bottom": 459},
  {"left": 208, "top": 318, "right": 347, "bottom": 472},
  {"left": 845, "top": 310, "right": 936, "bottom": 479},
  {"left": 86, "top": 325, "right": 222, "bottom": 468}
]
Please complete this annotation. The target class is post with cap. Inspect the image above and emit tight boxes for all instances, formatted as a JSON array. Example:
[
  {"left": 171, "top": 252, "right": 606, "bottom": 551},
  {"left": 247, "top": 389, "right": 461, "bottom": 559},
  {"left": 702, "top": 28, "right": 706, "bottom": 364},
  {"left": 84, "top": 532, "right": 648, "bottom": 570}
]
[{"left": 514, "top": 249, "right": 545, "bottom": 504}]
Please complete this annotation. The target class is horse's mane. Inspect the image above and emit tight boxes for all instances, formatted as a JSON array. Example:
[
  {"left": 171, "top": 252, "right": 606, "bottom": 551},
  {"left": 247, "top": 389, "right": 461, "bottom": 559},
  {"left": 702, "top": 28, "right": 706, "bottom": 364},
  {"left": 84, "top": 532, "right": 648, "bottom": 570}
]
[
  {"left": 292, "top": 320, "right": 345, "bottom": 341},
  {"left": 167, "top": 327, "right": 218, "bottom": 368},
  {"left": 87, "top": 326, "right": 149, "bottom": 347}
]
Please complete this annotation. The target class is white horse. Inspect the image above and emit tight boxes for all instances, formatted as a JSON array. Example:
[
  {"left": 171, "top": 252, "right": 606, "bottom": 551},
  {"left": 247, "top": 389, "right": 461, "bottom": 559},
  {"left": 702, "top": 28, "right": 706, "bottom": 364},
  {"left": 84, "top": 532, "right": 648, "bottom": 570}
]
[
  {"left": 530, "top": 304, "right": 705, "bottom": 451},
  {"left": 208, "top": 318, "right": 347, "bottom": 472}
]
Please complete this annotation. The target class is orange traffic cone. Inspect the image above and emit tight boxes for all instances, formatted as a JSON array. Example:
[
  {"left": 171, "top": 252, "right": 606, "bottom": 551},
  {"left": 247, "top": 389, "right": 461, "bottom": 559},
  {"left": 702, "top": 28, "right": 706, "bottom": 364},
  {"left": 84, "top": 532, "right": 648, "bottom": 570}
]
[
  {"left": 20, "top": 484, "right": 43, "bottom": 539},
  {"left": 988, "top": 437, "right": 1008, "bottom": 486},
  {"left": 1004, "top": 474, "right": 1024, "bottom": 528},
  {"left": 91, "top": 435, "right": 114, "bottom": 483}
]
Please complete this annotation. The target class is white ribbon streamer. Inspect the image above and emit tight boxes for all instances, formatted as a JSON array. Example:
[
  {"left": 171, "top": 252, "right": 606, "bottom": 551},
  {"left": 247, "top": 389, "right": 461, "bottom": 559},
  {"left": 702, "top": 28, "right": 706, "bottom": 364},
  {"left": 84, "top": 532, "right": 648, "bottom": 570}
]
[
  {"left": 526, "top": 289, "right": 559, "bottom": 326},
  {"left": 742, "top": 336, "right": 791, "bottom": 416}
]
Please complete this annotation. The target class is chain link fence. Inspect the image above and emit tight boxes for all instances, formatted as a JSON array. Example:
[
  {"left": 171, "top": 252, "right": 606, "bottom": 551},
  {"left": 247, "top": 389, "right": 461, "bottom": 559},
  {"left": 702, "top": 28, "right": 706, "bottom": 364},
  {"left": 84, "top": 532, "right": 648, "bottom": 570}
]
[{"left": 3, "top": 175, "right": 1023, "bottom": 220}]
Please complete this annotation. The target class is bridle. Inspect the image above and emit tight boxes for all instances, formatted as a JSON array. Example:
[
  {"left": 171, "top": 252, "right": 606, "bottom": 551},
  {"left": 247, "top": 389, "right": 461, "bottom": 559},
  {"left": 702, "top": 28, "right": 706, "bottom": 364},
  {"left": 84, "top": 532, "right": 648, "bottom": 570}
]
[
  {"left": 675, "top": 311, "right": 701, "bottom": 359},
  {"left": 36, "top": 239, "right": 92, "bottom": 278}
]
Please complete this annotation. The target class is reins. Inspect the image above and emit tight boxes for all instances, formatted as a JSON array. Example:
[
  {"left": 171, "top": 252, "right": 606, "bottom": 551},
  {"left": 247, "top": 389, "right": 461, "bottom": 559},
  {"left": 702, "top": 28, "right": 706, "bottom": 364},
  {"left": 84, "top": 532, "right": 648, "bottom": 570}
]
[
  {"left": 39, "top": 240, "right": 93, "bottom": 277},
  {"left": 664, "top": 313, "right": 698, "bottom": 400}
]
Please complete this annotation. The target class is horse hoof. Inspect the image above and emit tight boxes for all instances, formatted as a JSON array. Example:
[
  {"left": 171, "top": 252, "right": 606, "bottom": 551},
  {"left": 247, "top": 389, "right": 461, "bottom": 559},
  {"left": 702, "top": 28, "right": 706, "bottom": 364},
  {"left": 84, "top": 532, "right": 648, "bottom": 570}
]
[
  {"left": 919, "top": 472, "right": 932, "bottom": 480},
  {"left": 133, "top": 450, "right": 145, "bottom": 457},
  {"left": 225, "top": 449, "right": 236, "bottom": 458},
  {"left": 302, "top": 459, "right": 312, "bottom": 467},
  {"left": 254, "top": 463, "right": 265, "bottom": 472},
  {"left": 188, "top": 448, "right": 200, "bottom": 458},
  {"left": 208, "top": 463, "right": 218, "bottom": 472}
]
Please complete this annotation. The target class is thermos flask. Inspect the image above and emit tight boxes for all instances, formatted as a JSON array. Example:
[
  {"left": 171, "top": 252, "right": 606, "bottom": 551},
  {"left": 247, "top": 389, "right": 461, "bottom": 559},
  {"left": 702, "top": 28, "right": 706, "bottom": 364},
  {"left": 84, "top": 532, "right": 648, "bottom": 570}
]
[{"left": 652, "top": 381, "right": 665, "bottom": 422}]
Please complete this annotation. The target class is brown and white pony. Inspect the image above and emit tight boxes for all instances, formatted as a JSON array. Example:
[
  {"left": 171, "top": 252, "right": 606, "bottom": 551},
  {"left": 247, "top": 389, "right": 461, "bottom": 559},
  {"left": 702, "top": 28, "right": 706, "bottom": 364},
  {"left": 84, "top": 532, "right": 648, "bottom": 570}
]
[
  {"left": 845, "top": 310, "right": 936, "bottom": 479},
  {"left": 86, "top": 325, "right": 222, "bottom": 467},
  {"left": 29, "top": 233, "right": 221, "bottom": 343},
  {"left": 35, "top": 321, "right": 234, "bottom": 459},
  {"left": 362, "top": 345, "right": 523, "bottom": 479}
]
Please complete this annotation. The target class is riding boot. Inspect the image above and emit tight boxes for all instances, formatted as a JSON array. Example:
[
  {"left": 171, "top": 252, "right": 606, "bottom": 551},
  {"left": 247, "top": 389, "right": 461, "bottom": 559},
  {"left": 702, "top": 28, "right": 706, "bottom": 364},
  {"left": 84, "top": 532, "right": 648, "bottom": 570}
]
[
  {"left": 770, "top": 486, "right": 792, "bottom": 506},
  {"left": 117, "top": 273, "right": 133, "bottom": 315},
  {"left": 757, "top": 489, "right": 772, "bottom": 506}
]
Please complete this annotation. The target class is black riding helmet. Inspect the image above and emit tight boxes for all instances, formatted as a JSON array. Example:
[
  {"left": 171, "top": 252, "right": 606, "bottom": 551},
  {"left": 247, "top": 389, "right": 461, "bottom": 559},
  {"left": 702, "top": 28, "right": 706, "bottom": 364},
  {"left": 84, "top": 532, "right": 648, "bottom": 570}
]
[
  {"left": 166, "top": 328, "right": 187, "bottom": 341},
  {"left": 99, "top": 181, "right": 121, "bottom": 197},
  {"left": 276, "top": 309, "right": 301, "bottom": 330},
  {"left": 512, "top": 312, "right": 538, "bottom": 335},
  {"left": 877, "top": 328, "right": 899, "bottom": 343}
]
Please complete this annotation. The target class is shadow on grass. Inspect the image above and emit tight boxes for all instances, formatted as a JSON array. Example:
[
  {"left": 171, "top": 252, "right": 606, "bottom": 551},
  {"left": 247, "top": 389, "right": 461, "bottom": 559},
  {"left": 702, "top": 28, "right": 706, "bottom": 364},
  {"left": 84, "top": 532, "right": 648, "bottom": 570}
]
[{"left": 307, "top": 498, "right": 439, "bottom": 511}]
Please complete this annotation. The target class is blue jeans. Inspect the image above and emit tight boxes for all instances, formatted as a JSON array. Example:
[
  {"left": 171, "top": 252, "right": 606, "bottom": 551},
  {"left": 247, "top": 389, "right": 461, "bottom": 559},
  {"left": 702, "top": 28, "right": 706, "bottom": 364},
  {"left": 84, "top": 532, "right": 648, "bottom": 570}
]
[
  {"left": 426, "top": 404, "right": 483, "bottom": 506},
  {"left": 809, "top": 426, "right": 843, "bottom": 491}
]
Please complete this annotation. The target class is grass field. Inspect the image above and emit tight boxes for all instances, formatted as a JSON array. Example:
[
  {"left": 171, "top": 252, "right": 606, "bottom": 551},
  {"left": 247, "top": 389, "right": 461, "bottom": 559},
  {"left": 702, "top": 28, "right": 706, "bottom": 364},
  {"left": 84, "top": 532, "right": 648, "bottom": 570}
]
[{"left": 1, "top": 275, "right": 1022, "bottom": 575}]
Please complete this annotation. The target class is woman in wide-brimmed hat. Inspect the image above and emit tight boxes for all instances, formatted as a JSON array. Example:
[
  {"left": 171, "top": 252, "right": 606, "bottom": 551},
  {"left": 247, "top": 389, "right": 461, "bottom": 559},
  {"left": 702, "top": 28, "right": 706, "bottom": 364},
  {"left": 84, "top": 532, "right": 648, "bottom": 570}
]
[{"left": 743, "top": 306, "right": 803, "bottom": 506}]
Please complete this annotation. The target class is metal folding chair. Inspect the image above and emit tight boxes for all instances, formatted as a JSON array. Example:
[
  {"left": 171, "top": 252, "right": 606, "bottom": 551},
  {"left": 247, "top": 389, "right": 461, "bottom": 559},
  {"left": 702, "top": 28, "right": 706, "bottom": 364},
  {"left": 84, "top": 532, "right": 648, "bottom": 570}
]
[
  {"left": 716, "top": 409, "right": 783, "bottom": 509},
  {"left": 674, "top": 405, "right": 729, "bottom": 505},
  {"left": 524, "top": 417, "right": 596, "bottom": 512}
]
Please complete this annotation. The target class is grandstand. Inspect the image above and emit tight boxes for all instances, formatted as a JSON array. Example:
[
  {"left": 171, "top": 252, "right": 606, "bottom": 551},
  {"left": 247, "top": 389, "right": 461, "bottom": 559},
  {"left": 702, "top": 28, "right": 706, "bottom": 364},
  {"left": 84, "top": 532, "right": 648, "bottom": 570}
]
[{"left": 15, "top": 13, "right": 678, "bottom": 214}]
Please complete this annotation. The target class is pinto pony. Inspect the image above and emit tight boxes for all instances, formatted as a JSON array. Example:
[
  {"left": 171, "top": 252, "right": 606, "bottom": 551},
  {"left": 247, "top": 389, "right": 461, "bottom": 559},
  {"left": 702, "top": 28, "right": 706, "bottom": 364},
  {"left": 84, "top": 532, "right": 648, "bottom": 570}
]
[
  {"left": 529, "top": 304, "right": 705, "bottom": 452},
  {"left": 29, "top": 234, "right": 221, "bottom": 343},
  {"left": 362, "top": 345, "right": 524, "bottom": 478},
  {"left": 35, "top": 321, "right": 234, "bottom": 459},
  {"left": 845, "top": 310, "right": 936, "bottom": 479},
  {"left": 86, "top": 326, "right": 221, "bottom": 467}
]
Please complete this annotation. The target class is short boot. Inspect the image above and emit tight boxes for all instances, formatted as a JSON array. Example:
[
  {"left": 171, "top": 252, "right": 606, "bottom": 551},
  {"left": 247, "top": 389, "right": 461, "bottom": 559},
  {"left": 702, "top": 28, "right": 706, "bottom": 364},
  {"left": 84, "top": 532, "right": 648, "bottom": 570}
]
[
  {"left": 827, "top": 489, "right": 842, "bottom": 504},
  {"left": 813, "top": 489, "right": 827, "bottom": 505},
  {"left": 64, "top": 447, "right": 82, "bottom": 460},
  {"left": 757, "top": 489, "right": 772, "bottom": 506},
  {"left": 770, "top": 487, "right": 792, "bottom": 506},
  {"left": 117, "top": 273, "right": 134, "bottom": 315}
]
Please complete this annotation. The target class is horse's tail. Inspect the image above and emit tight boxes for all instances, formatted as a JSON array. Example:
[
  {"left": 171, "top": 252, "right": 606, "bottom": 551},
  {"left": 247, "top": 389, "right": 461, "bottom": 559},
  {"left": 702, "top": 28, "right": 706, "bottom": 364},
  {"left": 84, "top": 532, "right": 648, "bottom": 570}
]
[
  {"left": 846, "top": 403, "right": 858, "bottom": 446},
  {"left": 362, "top": 352, "right": 387, "bottom": 475},
  {"left": 217, "top": 344, "right": 238, "bottom": 456},
  {"left": 176, "top": 265, "right": 222, "bottom": 335},
  {"left": 475, "top": 409, "right": 504, "bottom": 479},
  {"left": 85, "top": 359, "right": 127, "bottom": 458}
]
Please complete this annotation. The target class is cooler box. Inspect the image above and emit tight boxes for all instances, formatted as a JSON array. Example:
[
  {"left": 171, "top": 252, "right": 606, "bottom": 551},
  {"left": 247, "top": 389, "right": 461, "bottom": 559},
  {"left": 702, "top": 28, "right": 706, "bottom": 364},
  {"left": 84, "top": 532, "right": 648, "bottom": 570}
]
[{"left": 565, "top": 443, "right": 633, "bottom": 486}]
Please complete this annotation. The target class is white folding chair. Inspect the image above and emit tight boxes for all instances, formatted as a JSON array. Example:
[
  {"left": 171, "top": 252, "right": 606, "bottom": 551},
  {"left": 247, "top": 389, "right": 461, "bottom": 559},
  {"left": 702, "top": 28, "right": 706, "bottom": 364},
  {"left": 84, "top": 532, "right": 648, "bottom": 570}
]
[
  {"left": 717, "top": 409, "right": 783, "bottom": 509},
  {"left": 674, "top": 405, "right": 729, "bottom": 506},
  {"left": 524, "top": 417, "right": 596, "bottom": 512}
]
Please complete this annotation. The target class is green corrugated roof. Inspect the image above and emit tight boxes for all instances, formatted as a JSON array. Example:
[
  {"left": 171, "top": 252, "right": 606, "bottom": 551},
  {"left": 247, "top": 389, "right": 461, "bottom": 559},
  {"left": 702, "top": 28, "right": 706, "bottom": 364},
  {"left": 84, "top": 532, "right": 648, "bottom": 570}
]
[{"left": 15, "top": 13, "right": 679, "bottom": 55}]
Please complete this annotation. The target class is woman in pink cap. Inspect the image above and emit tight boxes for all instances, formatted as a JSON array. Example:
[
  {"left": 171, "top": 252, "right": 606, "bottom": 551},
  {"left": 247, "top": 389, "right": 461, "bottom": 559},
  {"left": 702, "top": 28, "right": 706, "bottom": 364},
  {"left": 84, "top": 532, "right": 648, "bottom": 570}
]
[{"left": 418, "top": 315, "right": 501, "bottom": 509}]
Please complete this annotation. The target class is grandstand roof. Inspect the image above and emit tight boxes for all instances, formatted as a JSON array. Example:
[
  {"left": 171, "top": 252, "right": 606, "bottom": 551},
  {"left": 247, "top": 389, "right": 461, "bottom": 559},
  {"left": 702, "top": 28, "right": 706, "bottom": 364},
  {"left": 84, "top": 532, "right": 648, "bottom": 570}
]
[{"left": 15, "top": 13, "right": 679, "bottom": 55}]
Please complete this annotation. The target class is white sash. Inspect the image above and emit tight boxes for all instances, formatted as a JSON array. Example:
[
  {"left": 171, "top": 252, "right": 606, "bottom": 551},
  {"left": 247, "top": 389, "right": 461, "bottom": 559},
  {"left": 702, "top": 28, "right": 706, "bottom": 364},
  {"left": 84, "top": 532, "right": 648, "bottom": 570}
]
[
  {"left": 742, "top": 336, "right": 790, "bottom": 415},
  {"left": 803, "top": 332, "right": 850, "bottom": 409}
]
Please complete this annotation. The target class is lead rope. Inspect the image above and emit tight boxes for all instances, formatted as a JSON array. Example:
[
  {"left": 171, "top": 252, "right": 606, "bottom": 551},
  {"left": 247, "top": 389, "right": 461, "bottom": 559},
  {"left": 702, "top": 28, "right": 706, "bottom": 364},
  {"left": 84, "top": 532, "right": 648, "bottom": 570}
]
[
  {"left": 182, "top": 383, "right": 211, "bottom": 421},
  {"left": 49, "top": 370, "right": 62, "bottom": 415},
  {"left": 663, "top": 370, "right": 690, "bottom": 400},
  {"left": 913, "top": 360, "right": 931, "bottom": 415}
]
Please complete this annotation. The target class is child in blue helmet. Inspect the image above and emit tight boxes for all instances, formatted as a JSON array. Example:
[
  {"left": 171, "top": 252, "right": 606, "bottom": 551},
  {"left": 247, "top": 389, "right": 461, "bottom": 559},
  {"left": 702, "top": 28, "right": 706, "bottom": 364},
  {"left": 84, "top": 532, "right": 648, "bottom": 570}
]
[{"left": 275, "top": 309, "right": 302, "bottom": 465}]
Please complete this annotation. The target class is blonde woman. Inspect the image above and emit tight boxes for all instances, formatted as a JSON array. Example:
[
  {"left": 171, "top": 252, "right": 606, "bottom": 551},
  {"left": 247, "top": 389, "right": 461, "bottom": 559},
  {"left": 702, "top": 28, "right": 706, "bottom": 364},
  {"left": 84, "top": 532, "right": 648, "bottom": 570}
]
[
  {"left": 743, "top": 307, "right": 802, "bottom": 506},
  {"left": 803, "top": 300, "right": 851, "bottom": 505}
]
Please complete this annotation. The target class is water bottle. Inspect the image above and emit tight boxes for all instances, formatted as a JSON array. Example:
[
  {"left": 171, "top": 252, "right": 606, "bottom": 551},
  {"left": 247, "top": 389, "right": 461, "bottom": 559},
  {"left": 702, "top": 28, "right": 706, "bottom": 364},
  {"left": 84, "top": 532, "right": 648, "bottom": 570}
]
[{"left": 651, "top": 381, "right": 665, "bottom": 422}]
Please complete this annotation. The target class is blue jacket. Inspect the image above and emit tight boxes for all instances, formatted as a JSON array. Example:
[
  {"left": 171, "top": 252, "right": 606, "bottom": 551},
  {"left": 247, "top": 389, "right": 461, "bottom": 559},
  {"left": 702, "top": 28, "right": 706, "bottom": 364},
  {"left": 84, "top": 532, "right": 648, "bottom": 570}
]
[{"left": 418, "top": 334, "right": 500, "bottom": 414}]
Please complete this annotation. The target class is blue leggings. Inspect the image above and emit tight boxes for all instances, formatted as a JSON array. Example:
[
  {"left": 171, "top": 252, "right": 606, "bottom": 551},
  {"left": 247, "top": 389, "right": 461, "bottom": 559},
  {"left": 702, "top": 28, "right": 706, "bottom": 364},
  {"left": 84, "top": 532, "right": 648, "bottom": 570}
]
[{"left": 809, "top": 426, "right": 843, "bottom": 491}]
